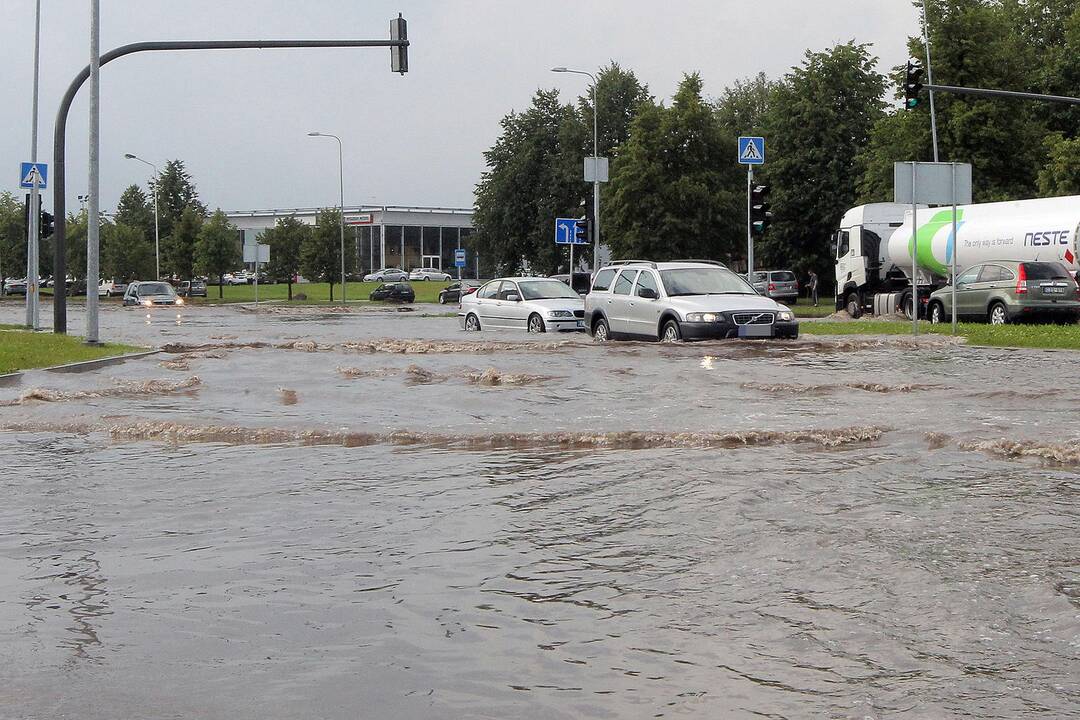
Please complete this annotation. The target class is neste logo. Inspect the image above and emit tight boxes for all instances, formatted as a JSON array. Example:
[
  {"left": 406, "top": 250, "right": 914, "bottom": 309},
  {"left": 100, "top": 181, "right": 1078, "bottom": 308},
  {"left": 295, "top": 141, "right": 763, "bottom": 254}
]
[{"left": 1024, "top": 230, "right": 1071, "bottom": 246}]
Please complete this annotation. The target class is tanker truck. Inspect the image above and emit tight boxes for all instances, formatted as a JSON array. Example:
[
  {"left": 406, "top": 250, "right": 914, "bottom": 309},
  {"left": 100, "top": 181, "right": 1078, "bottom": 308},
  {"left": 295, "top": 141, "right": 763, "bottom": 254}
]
[{"left": 834, "top": 195, "right": 1080, "bottom": 318}]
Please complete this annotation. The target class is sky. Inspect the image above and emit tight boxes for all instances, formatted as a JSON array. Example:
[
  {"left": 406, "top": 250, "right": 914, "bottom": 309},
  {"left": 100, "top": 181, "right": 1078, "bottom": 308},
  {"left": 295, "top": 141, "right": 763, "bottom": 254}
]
[{"left": 0, "top": 1, "right": 922, "bottom": 214}]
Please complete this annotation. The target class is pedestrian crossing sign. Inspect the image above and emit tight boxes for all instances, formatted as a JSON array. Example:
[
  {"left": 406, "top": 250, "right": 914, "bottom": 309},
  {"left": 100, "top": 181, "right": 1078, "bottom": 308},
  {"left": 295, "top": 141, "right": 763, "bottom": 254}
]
[
  {"left": 20, "top": 162, "right": 48, "bottom": 189},
  {"left": 737, "top": 137, "right": 765, "bottom": 165}
]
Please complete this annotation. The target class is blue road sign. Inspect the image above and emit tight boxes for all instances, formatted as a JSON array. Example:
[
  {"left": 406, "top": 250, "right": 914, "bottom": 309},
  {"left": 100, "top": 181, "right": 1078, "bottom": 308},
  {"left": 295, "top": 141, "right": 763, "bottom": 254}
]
[
  {"left": 737, "top": 137, "right": 765, "bottom": 165},
  {"left": 20, "top": 162, "right": 47, "bottom": 189},
  {"left": 454, "top": 248, "right": 467, "bottom": 268},
  {"left": 555, "top": 217, "right": 587, "bottom": 245}
]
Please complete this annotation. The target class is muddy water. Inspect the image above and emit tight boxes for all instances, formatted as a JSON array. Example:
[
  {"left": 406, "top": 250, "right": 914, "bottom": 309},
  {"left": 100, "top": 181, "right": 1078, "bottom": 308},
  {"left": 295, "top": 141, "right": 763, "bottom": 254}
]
[{"left": 0, "top": 303, "right": 1078, "bottom": 718}]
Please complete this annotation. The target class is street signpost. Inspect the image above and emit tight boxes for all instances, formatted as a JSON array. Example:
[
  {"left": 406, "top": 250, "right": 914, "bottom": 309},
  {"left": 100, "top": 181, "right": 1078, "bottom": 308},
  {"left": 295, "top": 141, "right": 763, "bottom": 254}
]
[
  {"left": 20, "top": 163, "right": 47, "bottom": 189},
  {"left": 738, "top": 137, "right": 765, "bottom": 276},
  {"left": 454, "top": 247, "right": 466, "bottom": 280},
  {"left": 555, "top": 217, "right": 587, "bottom": 280},
  {"left": 20, "top": 163, "right": 47, "bottom": 329},
  {"left": 242, "top": 229, "right": 270, "bottom": 304}
]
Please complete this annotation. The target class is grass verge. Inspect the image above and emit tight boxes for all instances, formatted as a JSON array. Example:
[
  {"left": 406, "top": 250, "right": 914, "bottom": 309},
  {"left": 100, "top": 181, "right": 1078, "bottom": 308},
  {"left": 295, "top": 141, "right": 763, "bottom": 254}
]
[
  {"left": 190, "top": 281, "right": 453, "bottom": 305},
  {"left": 0, "top": 328, "right": 144, "bottom": 374},
  {"left": 791, "top": 303, "right": 836, "bottom": 318},
  {"left": 802, "top": 319, "right": 1080, "bottom": 350}
]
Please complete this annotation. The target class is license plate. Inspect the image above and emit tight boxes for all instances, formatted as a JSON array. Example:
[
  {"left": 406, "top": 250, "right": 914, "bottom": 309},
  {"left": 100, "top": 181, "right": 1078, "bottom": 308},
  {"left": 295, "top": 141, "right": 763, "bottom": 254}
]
[
  {"left": 575, "top": 320, "right": 584, "bottom": 328},
  {"left": 1044, "top": 286, "right": 1064, "bottom": 294},
  {"left": 738, "top": 324, "right": 772, "bottom": 338}
]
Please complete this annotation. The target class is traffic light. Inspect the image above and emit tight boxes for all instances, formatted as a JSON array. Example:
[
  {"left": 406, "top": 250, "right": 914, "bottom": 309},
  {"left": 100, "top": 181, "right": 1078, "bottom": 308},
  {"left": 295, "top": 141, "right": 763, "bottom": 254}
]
[
  {"left": 39, "top": 209, "right": 55, "bottom": 240},
  {"left": 574, "top": 218, "right": 587, "bottom": 244},
  {"left": 904, "top": 60, "right": 924, "bottom": 110},
  {"left": 750, "top": 184, "right": 772, "bottom": 235},
  {"left": 390, "top": 14, "right": 408, "bottom": 74}
]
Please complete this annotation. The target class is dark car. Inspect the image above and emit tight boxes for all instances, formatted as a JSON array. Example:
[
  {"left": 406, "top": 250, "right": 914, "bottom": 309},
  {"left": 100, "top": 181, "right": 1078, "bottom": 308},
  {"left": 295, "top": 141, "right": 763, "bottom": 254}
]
[
  {"left": 369, "top": 282, "right": 415, "bottom": 303},
  {"left": 550, "top": 272, "right": 592, "bottom": 295},
  {"left": 438, "top": 281, "right": 480, "bottom": 305}
]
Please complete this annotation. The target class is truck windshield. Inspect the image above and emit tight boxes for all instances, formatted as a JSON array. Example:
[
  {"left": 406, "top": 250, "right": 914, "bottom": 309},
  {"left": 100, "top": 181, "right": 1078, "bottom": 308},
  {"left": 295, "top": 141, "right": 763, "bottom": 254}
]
[{"left": 660, "top": 268, "right": 755, "bottom": 296}]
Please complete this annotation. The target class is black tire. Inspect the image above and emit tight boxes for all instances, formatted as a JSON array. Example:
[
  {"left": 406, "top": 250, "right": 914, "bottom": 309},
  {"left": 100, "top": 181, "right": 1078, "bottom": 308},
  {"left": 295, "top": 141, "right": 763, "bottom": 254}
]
[
  {"left": 592, "top": 317, "right": 610, "bottom": 342},
  {"left": 845, "top": 292, "right": 862, "bottom": 319},
  {"left": 438, "top": 294, "right": 447, "bottom": 304},
  {"left": 465, "top": 313, "right": 481, "bottom": 331},
  {"left": 527, "top": 313, "right": 546, "bottom": 333},
  {"left": 901, "top": 293, "right": 915, "bottom": 320},
  {"left": 929, "top": 301, "right": 945, "bottom": 324},
  {"left": 661, "top": 319, "right": 682, "bottom": 343},
  {"left": 988, "top": 301, "right": 1009, "bottom": 325}
]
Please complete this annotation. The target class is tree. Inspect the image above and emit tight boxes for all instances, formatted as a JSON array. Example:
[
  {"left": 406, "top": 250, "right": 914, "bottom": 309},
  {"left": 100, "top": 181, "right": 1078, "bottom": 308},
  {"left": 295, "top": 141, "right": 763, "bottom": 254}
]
[
  {"left": 0, "top": 192, "right": 26, "bottom": 293},
  {"left": 195, "top": 210, "right": 240, "bottom": 299},
  {"left": 155, "top": 159, "right": 206, "bottom": 239},
  {"left": 1038, "top": 133, "right": 1080, "bottom": 196},
  {"left": 62, "top": 210, "right": 90, "bottom": 281},
  {"left": 102, "top": 222, "right": 155, "bottom": 282},
  {"left": 300, "top": 208, "right": 354, "bottom": 301},
  {"left": 759, "top": 42, "right": 886, "bottom": 284},
  {"left": 714, "top": 72, "right": 777, "bottom": 137},
  {"left": 605, "top": 74, "right": 744, "bottom": 262},
  {"left": 165, "top": 206, "right": 202, "bottom": 281},
  {"left": 262, "top": 216, "right": 309, "bottom": 300},
  {"left": 115, "top": 185, "right": 155, "bottom": 244},
  {"left": 578, "top": 62, "right": 653, "bottom": 159}
]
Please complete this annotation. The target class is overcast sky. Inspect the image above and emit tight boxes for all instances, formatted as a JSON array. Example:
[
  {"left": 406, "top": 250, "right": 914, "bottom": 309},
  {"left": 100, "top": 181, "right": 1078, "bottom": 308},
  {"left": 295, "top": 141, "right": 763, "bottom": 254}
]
[{"left": 1, "top": 1, "right": 920, "bottom": 214}]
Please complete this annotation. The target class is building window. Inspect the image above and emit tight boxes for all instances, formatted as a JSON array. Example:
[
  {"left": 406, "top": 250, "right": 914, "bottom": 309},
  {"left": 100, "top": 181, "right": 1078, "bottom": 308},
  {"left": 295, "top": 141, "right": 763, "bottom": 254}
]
[
  {"left": 403, "top": 226, "right": 422, "bottom": 271},
  {"left": 385, "top": 226, "right": 403, "bottom": 269},
  {"left": 440, "top": 227, "right": 459, "bottom": 271},
  {"left": 422, "top": 227, "right": 441, "bottom": 269}
]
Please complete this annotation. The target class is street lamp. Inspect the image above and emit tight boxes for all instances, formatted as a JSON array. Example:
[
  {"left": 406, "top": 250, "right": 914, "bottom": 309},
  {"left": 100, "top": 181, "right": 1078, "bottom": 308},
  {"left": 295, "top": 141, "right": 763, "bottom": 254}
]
[
  {"left": 551, "top": 66, "right": 601, "bottom": 270},
  {"left": 123, "top": 153, "right": 160, "bottom": 279},
  {"left": 307, "top": 131, "right": 347, "bottom": 303}
]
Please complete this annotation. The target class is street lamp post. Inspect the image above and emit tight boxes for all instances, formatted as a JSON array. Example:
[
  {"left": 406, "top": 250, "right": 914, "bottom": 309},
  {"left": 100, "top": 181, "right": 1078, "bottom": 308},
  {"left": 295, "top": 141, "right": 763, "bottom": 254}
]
[
  {"left": 551, "top": 66, "right": 600, "bottom": 271},
  {"left": 308, "top": 132, "right": 346, "bottom": 303},
  {"left": 124, "top": 153, "right": 160, "bottom": 279}
]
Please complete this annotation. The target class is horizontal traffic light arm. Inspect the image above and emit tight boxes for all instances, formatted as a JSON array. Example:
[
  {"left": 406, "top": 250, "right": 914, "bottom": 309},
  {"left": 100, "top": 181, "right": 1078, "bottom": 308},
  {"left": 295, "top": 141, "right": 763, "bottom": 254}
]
[{"left": 925, "top": 83, "right": 1080, "bottom": 106}]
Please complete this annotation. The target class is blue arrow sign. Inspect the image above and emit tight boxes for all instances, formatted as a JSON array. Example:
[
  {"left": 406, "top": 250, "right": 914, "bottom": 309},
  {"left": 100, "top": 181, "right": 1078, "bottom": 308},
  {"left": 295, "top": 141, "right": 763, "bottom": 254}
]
[
  {"left": 555, "top": 217, "right": 581, "bottom": 245},
  {"left": 454, "top": 248, "right": 467, "bottom": 268},
  {"left": 20, "top": 162, "right": 48, "bottom": 189},
  {"left": 737, "top": 137, "right": 765, "bottom": 165}
]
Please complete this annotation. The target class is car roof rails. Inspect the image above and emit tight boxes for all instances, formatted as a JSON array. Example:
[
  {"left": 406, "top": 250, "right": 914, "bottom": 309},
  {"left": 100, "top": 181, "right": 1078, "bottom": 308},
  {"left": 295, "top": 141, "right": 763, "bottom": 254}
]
[
  {"left": 670, "top": 259, "right": 728, "bottom": 267},
  {"left": 606, "top": 260, "right": 658, "bottom": 268}
]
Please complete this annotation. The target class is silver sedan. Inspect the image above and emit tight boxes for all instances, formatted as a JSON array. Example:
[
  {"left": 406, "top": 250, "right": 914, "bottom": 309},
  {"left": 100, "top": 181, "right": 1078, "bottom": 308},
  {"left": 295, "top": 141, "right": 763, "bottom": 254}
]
[{"left": 459, "top": 277, "right": 585, "bottom": 333}]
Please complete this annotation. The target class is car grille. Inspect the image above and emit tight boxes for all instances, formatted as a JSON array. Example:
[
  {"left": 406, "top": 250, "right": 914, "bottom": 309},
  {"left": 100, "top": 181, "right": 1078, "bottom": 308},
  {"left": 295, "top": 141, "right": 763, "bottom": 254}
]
[
  {"left": 573, "top": 310, "right": 585, "bottom": 318},
  {"left": 732, "top": 312, "right": 774, "bottom": 325}
]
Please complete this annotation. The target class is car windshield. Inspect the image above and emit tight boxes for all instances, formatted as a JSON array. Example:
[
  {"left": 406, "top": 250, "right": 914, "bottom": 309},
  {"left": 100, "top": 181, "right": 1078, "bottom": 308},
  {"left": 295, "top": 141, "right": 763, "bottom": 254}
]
[
  {"left": 1022, "top": 262, "right": 1070, "bottom": 280},
  {"left": 660, "top": 268, "right": 755, "bottom": 296},
  {"left": 139, "top": 283, "right": 174, "bottom": 295},
  {"left": 518, "top": 280, "right": 581, "bottom": 300}
]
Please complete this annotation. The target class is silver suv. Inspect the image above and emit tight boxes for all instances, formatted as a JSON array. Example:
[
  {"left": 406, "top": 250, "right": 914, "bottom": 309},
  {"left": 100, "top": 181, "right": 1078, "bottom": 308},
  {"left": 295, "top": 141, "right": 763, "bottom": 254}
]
[{"left": 584, "top": 260, "right": 799, "bottom": 341}]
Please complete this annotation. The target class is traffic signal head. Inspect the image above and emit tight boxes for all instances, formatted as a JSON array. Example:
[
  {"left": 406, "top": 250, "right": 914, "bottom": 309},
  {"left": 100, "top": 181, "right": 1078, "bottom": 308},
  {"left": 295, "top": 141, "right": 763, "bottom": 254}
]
[
  {"left": 574, "top": 217, "right": 587, "bottom": 244},
  {"left": 750, "top": 184, "right": 772, "bottom": 235},
  {"left": 39, "top": 210, "right": 55, "bottom": 239},
  {"left": 390, "top": 14, "right": 408, "bottom": 74},
  {"left": 904, "top": 59, "right": 925, "bottom": 110}
]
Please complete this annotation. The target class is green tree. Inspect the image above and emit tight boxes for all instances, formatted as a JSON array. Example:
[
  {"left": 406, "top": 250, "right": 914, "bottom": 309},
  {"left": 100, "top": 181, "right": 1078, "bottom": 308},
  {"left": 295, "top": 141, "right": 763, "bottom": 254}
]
[
  {"left": 759, "top": 42, "right": 886, "bottom": 282},
  {"left": 103, "top": 222, "right": 155, "bottom": 282},
  {"left": 115, "top": 184, "right": 155, "bottom": 242},
  {"left": 0, "top": 192, "right": 26, "bottom": 292},
  {"left": 195, "top": 210, "right": 240, "bottom": 299},
  {"left": 262, "top": 216, "right": 310, "bottom": 300},
  {"left": 300, "top": 208, "right": 354, "bottom": 301},
  {"left": 1038, "top": 133, "right": 1080, "bottom": 195},
  {"left": 165, "top": 206, "right": 203, "bottom": 281},
  {"left": 714, "top": 72, "right": 777, "bottom": 137},
  {"left": 605, "top": 74, "right": 743, "bottom": 262},
  {"left": 62, "top": 210, "right": 90, "bottom": 281},
  {"left": 578, "top": 62, "right": 653, "bottom": 159},
  {"left": 155, "top": 159, "right": 206, "bottom": 238}
]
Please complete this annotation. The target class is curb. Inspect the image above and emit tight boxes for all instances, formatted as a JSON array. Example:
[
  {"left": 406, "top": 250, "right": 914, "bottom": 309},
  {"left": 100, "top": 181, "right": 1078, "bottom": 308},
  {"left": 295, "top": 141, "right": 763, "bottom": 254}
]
[
  {"left": 0, "top": 371, "right": 23, "bottom": 386},
  {"left": 43, "top": 349, "right": 161, "bottom": 374}
]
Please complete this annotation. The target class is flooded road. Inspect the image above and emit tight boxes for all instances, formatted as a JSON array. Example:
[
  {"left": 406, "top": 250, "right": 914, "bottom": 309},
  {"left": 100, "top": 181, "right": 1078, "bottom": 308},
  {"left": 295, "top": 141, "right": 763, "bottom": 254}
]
[{"left": 1, "top": 302, "right": 1078, "bottom": 718}]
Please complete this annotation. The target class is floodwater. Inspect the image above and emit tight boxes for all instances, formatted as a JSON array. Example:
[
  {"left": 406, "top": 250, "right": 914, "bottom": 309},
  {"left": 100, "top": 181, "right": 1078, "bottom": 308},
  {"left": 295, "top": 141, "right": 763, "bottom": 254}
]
[{"left": 0, "top": 302, "right": 1077, "bottom": 719}]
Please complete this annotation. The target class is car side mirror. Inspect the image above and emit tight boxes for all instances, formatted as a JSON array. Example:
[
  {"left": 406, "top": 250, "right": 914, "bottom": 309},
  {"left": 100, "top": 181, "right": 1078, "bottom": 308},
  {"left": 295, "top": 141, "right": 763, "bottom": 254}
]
[
  {"left": 638, "top": 287, "right": 658, "bottom": 299},
  {"left": 506, "top": 293, "right": 520, "bottom": 302}
]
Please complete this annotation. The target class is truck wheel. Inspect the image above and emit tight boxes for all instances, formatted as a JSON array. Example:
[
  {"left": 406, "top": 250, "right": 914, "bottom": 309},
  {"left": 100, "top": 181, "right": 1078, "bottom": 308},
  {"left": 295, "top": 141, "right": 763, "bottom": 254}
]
[
  {"left": 845, "top": 292, "right": 862, "bottom": 319},
  {"left": 928, "top": 302, "right": 945, "bottom": 324},
  {"left": 988, "top": 302, "right": 1009, "bottom": 325},
  {"left": 901, "top": 293, "right": 915, "bottom": 320}
]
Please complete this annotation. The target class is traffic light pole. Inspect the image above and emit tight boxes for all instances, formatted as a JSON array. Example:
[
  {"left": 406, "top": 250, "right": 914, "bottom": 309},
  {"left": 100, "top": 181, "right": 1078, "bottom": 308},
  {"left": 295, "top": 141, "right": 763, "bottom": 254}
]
[
  {"left": 25, "top": 0, "right": 41, "bottom": 330},
  {"left": 925, "top": 83, "right": 1080, "bottom": 106},
  {"left": 50, "top": 35, "right": 408, "bottom": 334},
  {"left": 746, "top": 166, "right": 753, "bottom": 276}
]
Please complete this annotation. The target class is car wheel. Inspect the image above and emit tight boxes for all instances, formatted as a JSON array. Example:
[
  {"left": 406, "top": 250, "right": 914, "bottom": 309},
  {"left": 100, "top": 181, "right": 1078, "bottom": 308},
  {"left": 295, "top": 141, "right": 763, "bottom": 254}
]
[
  {"left": 988, "top": 302, "right": 1009, "bottom": 325},
  {"left": 661, "top": 320, "right": 682, "bottom": 343},
  {"left": 845, "top": 292, "right": 861, "bottom": 319},
  {"left": 438, "top": 294, "right": 447, "bottom": 304},
  {"left": 592, "top": 317, "right": 610, "bottom": 342},
  {"left": 465, "top": 313, "right": 481, "bottom": 331},
  {"left": 929, "top": 302, "right": 945, "bottom": 324},
  {"left": 527, "top": 313, "right": 545, "bottom": 333}
]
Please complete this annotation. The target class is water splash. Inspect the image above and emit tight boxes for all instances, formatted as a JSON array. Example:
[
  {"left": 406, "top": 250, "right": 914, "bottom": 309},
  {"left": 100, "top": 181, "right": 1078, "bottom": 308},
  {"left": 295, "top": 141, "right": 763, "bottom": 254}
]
[{"left": 1, "top": 377, "right": 201, "bottom": 405}]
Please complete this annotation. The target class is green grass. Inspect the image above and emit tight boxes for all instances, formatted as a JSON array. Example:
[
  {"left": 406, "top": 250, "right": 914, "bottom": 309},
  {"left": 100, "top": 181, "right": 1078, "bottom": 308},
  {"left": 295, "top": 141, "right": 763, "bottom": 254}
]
[
  {"left": 0, "top": 328, "right": 144, "bottom": 374},
  {"left": 791, "top": 303, "right": 836, "bottom": 318},
  {"left": 190, "top": 281, "right": 453, "bottom": 305},
  {"left": 803, "top": 319, "right": 1080, "bottom": 350}
]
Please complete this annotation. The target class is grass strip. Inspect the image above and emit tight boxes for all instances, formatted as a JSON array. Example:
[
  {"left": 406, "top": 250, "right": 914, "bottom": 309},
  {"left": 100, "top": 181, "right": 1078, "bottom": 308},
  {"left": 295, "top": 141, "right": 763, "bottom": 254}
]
[
  {"left": 803, "top": 320, "right": 1080, "bottom": 350},
  {"left": 0, "top": 329, "right": 144, "bottom": 374}
]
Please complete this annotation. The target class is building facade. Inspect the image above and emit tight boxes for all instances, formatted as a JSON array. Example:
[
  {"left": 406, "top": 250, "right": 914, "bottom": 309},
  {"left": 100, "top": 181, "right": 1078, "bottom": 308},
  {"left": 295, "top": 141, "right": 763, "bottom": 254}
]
[{"left": 224, "top": 205, "right": 479, "bottom": 278}]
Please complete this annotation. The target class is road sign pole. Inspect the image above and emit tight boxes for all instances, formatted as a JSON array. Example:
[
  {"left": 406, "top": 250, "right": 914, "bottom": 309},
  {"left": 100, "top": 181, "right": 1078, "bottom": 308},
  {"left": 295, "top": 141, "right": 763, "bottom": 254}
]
[
  {"left": 569, "top": 242, "right": 574, "bottom": 278},
  {"left": 911, "top": 162, "right": 918, "bottom": 336},
  {"left": 951, "top": 163, "right": 958, "bottom": 336},
  {"left": 86, "top": 0, "right": 101, "bottom": 346},
  {"left": 26, "top": 180, "right": 39, "bottom": 329},
  {"left": 746, "top": 166, "right": 753, "bottom": 276}
]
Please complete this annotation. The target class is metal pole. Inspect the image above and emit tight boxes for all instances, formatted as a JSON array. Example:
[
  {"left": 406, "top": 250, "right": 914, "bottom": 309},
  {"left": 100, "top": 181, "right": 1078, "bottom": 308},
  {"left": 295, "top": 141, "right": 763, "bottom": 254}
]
[
  {"left": 925, "top": 83, "right": 1080, "bottom": 106},
  {"left": 337, "top": 136, "right": 345, "bottom": 303},
  {"left": 911, "top": 162, "right": 918, "bottom": 336},
  {"left": 950, "top": 163, "right": 958, "bottom": 336},
  {"left": 86, "top": 0, "right": 101, "bottom": 345},
  {"left": 26, "top": 0, "right": 41, "bottom": 329},
  {"left": 921, "top": 0, "right": 939, "bottom": 162},
  {"left": 152, "top": 166, "right": 160, "bottom": 279},
  {"left": 591, "top": 76, "right": 600, "bottom": 271},
  {"left": 746, "top": 166, "right": 754, "bottom": 275}
]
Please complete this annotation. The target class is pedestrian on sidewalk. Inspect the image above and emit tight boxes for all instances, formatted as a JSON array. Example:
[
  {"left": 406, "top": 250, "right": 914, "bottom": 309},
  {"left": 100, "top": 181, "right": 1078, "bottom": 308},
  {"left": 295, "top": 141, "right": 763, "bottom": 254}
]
[{"left": 808, "top": 270, "right": 819, "bottom": 306}]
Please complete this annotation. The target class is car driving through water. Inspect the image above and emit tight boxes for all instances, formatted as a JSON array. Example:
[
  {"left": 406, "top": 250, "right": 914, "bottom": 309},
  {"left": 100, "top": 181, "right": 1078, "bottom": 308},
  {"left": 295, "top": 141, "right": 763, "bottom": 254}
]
[
  {"left": 585, "top": 260, "right": 798, "bottom": 341},
  {"left": 459, "top": 277, "right": 585, "bottom": 333},
  {"left": 122, "top": 281, "right": 184, "bottom": 307}
]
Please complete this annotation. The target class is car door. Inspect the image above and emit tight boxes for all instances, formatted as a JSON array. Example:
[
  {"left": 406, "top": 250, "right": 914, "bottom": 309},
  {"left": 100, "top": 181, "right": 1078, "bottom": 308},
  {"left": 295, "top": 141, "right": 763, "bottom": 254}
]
[
  {"left": 970, "top": 264, "right": 1006, "bottom": 317},
  {"left": 498, "top": 281, "right": 529, "bottom": 330},
  {"left": 626, "top": 270, "right": 662, "bottom": 337},
  {"left": 473, "top": 280, "right": 501, "bottom": 325},
  {"left": 607, "top": 270, "right": 638, "bottom": 334},
  {"left": 953, "top": 265, "right": 983, "bottom": 318}
]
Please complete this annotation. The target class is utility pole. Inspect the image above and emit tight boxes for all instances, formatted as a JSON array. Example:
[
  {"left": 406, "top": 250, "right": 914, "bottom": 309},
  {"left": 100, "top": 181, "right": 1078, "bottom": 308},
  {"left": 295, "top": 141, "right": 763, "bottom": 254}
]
[
  {"left": 920, "top": 0, "right": 940, "bottom": 162},
  {"left": 86, "top": 0, "right": 101, "bottom": 345},
  {"left": 26, "top": 0, "right": 42, "bottom": 330}
]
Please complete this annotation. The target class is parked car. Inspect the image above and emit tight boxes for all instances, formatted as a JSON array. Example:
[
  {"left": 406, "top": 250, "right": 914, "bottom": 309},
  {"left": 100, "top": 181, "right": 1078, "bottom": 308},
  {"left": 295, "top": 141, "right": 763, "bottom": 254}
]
[
  {"left": 369, "top": 282, "right": 415, "bottom": 303},
  {"left": 177, "top": 280, "right": 207, "bottom": 297},
  {"left": 459, "top": 277, "right": 585, "bottom": 333},
  {"left": 549, "top": 272, "right": 593, "bottom": 295},
  {"left": 123, "top": 281, "right": 184, "bottom": 307},
  {"left": 409, "top": 268, "right": 452, "bottom": 282},
  {"left": 99, "top": 279, "right": 128, "bottom": 297},
  {"left": 585, "top": 260, "right": 798, "bottom": 342},
  {"left": 3, "top": 278, "right": 27, "bottom": 295},
  {"left": 748, "top": 270, "right": 799, "bottom": 303},
  {"left": 223, "top": 272, "right": 249, "bottom": 285},
  {"left": 364, "top": 268, "right": 409, "bottom": 282},
  {"left": 927, "top": 260, "right": 1080, "bottom": 325},
  {"left": 438, "top": 281, "right": 480, "bottom": 305}
]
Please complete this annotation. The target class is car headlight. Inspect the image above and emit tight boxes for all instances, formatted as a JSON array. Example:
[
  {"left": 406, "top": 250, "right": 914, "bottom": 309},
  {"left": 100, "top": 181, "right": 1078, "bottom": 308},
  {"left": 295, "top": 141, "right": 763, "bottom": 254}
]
[
  {"left": 547, "top": 310, "right": 574, "bottom": 318},
  {"left": 176, "top": 297, "right": 184, "bottom": 306},
  {"left": 142, "top": 299, "right": 153, "bottom": 307},
  {"left": 777, "top": 310, "right": 793, "bottom": 321},
  {"left": 685, "top": 312, "right": 721, "bottom": 323}
]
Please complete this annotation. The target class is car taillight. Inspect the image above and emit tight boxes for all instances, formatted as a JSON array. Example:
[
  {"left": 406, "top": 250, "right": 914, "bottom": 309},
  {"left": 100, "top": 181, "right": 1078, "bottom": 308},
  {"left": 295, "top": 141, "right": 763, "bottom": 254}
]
[
  {"left": 1016, "top": 264, "right": 1027, "bottom": 294},
  {"left": 768, "top": 283, "right": 776, "bottom": 291}
]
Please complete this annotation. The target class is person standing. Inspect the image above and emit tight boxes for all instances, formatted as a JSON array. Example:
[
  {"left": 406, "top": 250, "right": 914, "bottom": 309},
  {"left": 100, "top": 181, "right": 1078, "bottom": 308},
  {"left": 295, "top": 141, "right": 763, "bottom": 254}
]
[{"left": 808, "top": 270, "right": 819, "bottom": 306}]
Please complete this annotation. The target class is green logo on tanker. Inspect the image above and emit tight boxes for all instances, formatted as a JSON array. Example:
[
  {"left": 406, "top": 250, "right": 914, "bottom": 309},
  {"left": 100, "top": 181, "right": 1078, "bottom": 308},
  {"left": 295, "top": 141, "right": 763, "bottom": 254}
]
[{"left": 908, "top": 209, "right": 965, "bottom": 274}]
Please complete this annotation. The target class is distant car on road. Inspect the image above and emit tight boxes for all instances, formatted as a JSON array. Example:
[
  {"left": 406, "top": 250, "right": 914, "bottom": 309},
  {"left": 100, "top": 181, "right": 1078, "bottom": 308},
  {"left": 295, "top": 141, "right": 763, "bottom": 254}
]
[
  {"left": 123, "top": 281, "right": 184, "bottom": 307},
  {"left": 223, "top": 272, "right": 250, "bottom": 285},
  {"left": 549, "top": 272, "right": 593, "bottom": 295},
  {"left": 927, "top": 260, "right": 1080, "bottom": 325},
  {"left": 3, "top": 278, "right": 27, "bottom": 295},
  {"left": 409, "top": 268, "right": 452, "bottom": 282},
  {"left": 369, "top": 282, "right": 415, "bottom": 303},
  {"left": 748, "top": 270, "right": 799, "bottom": 304},
  {"left": 364, "top": 268, "right": 409, "bottom": 282},
  {"left": 177, "top": 280, "right": 207, "bottom": 297},
  {"left": 585, "top": 260, "right": 798, "bottom": 342},
  {"left": 438, "top": 281, "right": 480, "bottom": 305},
  {"left": 99, "top": 279, "right": 128, "bottom": 297},
  {"left": 459, "top": 277, "right": 585, "bottom": 333}
]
